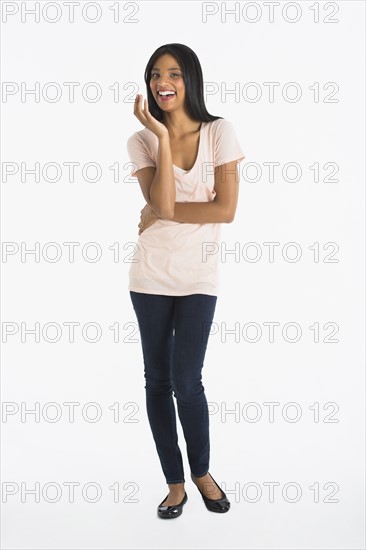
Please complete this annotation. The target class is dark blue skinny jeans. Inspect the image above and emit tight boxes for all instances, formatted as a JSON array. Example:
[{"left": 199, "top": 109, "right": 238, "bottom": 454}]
[{"left": 129, "top": 291, "right": 217, "bottom": 484}]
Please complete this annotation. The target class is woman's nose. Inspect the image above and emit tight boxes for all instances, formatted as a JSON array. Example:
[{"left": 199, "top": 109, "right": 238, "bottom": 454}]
[{"left": 155, "top": 77, "right": 171, "bottom": 86}]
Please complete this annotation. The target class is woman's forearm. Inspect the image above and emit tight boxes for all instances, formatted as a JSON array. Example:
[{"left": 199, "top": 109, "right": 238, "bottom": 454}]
[
  {"left": 149, "top": 135, "right": 176, "bottom": 218},
  {"left": 167, "top": 200, "right": 229, "bottom": 223}
]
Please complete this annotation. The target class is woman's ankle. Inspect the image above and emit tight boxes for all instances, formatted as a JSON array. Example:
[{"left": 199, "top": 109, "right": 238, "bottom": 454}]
[{"left": 168, "top": 482, "right": 185, "bottom": 490}]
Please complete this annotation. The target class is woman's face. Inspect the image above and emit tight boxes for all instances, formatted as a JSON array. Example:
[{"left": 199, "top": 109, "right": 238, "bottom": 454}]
[{"left": 149, "top": 53, "right": 185, "bottom": 112}]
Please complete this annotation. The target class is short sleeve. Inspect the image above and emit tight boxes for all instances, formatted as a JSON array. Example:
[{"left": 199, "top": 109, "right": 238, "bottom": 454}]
[
  {"left": 214, "top": 119, "right": 245, "bottom": 168},
  {"left": 126, "top": 132, "right": 156, "bottom": 177}
]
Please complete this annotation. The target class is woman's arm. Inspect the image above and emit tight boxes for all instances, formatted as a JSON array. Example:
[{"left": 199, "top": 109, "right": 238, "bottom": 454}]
[
  {"left": 168, "top": 201, "right": 228, "bottom": 223},
  {"left": 131, "top": 95, "right": 176, "bottom": 219},
  {"left": 139, "top": 160, "right": 241, "bottom": 233},
  {"left": 165, "top": 160, "right": 240, "bottom": 224},
  {"left": 149, "top": 134, "right": 176, "bottom": 219}
]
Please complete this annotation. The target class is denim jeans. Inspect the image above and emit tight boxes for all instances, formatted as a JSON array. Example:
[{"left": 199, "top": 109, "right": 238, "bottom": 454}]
[{"left": 129, "top": 291, "right": 217, "bottom": 484}]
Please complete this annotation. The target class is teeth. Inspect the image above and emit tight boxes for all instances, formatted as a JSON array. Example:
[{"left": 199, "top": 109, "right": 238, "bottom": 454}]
[{"left": 158, "top": 91, "right": 175, "bottom": 96}]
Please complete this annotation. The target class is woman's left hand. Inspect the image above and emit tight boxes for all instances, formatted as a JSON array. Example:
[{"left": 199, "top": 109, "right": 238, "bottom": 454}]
[{"left": 138, "top": 203, "right": 160, "bottom": 234}]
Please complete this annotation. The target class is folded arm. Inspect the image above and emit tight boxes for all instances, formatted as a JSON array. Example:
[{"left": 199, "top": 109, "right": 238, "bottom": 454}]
[
  {"left": 167, "top": 200, "right": 228, "bottom": 224},
  {"left": 159, "top": 160, "right": 240, "bottom": 224}
]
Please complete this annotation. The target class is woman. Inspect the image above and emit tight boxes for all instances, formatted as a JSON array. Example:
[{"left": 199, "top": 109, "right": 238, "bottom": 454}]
[{"left": 126, "top": 43, "right": 245, "bottom": 519}]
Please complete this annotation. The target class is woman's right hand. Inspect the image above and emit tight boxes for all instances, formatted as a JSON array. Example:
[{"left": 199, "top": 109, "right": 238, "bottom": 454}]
[{"left": 133, "top": 94, "right": 169, "bottom": 140}]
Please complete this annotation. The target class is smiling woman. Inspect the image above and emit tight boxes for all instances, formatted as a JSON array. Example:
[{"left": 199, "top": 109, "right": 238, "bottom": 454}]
[{"left": 126, "top": 42, "right": 246, "bottom": 521}]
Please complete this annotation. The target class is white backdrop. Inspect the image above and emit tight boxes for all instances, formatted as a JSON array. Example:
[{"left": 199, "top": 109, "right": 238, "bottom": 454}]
[{"left": 1, "top": 1, "right": 365, "bottom": 549}]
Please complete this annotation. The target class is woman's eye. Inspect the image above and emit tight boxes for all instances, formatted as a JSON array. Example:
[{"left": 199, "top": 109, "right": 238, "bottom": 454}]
[{"left": 151, "top": 73, "right": 182, "bottom": 78}]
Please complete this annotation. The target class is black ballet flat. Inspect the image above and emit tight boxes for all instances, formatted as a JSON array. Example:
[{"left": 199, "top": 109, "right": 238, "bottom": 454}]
[
  {"left": 157, "top": 491, "right": 188, "bottom": 519},
  {"left": 191, "top": 472, "right": 230, "bottom": 513}
]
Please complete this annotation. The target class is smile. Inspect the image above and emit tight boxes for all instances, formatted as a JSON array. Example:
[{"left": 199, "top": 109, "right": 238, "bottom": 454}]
[
  {"left": 158, "top": 90, "right": 176, "bottom": 95},
  {"left": 157, "top": 91, "right": 176, "bottom": 102}
]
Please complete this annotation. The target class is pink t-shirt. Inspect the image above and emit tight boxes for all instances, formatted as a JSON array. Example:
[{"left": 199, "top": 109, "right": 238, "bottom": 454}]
[{"left": 126, "top": 118, "right": 245, "bottom": 296}]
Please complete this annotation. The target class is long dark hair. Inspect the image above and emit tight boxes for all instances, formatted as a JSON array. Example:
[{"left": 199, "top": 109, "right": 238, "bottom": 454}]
[{"left": 144, "top": 43, "right": 223, "bottom": 124}]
